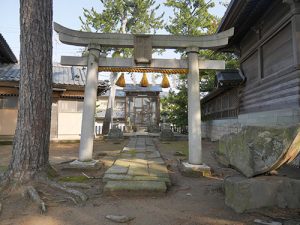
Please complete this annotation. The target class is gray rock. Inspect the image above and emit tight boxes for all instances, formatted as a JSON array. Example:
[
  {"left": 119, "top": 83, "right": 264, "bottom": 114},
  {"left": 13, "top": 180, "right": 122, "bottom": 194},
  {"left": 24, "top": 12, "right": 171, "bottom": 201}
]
[
  {"left": 108, "top": 127, "right": 123, "bottom": 139},
  {"left": 160, "top": 129, "right": 174, "bottom": 141},
  {"left": 254, "top": 219, "right": 282, "bottom": 225},
  {"left": 105, "top": 215, "right": 135, "bottom": 223},
  {"left": 147, "top": 125, "right": 160, "bottom": 133},
  {"left": 217, "top": 126, "right": 300, "bottom": 177},
  {"left": 224, "top": 175, "right": 300, "bottom": 213}
]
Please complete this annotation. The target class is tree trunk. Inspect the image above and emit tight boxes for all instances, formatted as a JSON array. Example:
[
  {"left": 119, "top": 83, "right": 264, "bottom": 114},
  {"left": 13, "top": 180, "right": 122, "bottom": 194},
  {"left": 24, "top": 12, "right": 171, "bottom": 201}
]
[
  {"left": 102, "top": 73, "right": 117, "bottom": 135},
  {"left": 7, "top": 0, "right": 53, "bottom": 181}
]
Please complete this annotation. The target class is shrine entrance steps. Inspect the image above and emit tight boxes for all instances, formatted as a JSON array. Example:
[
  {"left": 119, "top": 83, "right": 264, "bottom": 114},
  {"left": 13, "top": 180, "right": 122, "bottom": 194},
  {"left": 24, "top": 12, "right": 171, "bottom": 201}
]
[{"left": 103, "top": 135, "right": 171, "bottom": 195}]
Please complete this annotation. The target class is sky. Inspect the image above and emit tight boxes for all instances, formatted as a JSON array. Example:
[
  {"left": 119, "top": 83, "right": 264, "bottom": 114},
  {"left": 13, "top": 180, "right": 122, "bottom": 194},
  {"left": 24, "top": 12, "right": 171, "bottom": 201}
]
[
  {"left": 0, "top": 0, "right": 228, "bottom": 86},
  {"left": 0, "top": 0, "right": 227, "bottom": 62}
]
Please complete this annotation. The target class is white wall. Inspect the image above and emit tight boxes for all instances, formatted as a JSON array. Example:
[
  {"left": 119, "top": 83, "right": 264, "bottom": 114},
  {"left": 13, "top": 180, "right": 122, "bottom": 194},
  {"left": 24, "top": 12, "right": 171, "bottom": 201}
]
[
  {"left": 0, "top": 109, "right": 17, "bottom": 136},
  {"left": 57, "top": 112, "right": 83, "bottom": 140}
]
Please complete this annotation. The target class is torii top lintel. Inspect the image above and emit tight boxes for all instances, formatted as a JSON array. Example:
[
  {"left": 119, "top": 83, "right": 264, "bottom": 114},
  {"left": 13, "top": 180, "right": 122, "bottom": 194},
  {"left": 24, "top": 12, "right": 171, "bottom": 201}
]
[{"left": 54, "top": 22, "right": 234, "bottom": 49}]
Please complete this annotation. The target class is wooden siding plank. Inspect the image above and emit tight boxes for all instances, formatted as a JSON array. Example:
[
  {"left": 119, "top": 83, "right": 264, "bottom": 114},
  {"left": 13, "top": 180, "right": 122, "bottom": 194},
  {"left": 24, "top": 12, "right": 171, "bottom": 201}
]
[
  {"left": 239, "top": 100, "right": 299, "bottom": 114},
  {"left": 240, "top": 95, "right": 299, "bottom": 111},
  {"left": 262, "top": 23, "right": 293, "bottom": 77},
  {"left": 241, "top": 51, "right": 259, "bottom": 82},
  {"left": 242, "top": 67, "right": 299, "bottom": 94},
  {"left": 240, "top": 79, "right": 299, "bottom": 102}
]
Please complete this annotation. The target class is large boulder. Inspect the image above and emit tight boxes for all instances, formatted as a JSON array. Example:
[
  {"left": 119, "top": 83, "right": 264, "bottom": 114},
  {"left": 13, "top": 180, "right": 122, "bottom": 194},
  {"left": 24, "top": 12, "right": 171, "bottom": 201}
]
[
  {"left": 224, "top": 175, "right": 300, "bottom": 213},
  {"left": 217, "top": 126, "right": 300, "bottom": 177}
]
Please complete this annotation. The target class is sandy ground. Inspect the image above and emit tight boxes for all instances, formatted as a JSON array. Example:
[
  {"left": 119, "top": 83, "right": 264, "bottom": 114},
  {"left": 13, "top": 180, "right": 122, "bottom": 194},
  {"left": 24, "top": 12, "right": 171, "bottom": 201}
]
[{"left": 0, "top": 138, "right": 299, "bottom": 225}]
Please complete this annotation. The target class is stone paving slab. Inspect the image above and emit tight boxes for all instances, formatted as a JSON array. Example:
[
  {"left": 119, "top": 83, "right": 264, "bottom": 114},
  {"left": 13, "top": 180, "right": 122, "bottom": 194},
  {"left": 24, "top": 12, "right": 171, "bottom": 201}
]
[
  {"left": 103, "top": 174, "right": 171, "bottom": 185},
  {"left": 147, "top": 158, "right": 165, "bottom": 164},
  {"left": 105, "top": 165, "right": 128, "bottom": 174},
  {"left": 132, "top": 176, "right": 171, "bottom": 186},
  {"left": 128, "top": 164, "right": 149, "bottom": 176},
  {"left": 114, "top": 159, "right": 132, "bottom": 167},
  {"left": 135, "top": 153, "right": 147, "bottom": 159},
  {"left": 103, "top": 174, "right": 133, "bottom": 182},
  {"left": 100, "top": 156, "right": 115, "bottom": 167},
  {"left": 149, "top": 164, "right": 169, "bottom": 178},
  {"left": 147, "top": 151, "right": 161, "bottom": 159},
  {"left": 103, "top": 136, "right": 171, "bottom": 195},
  {"left": 104, "top": 181, "right": 167, "bottom": 194},
  {"left": 130, "top": 158, "right": 148, "bottom": 165}
]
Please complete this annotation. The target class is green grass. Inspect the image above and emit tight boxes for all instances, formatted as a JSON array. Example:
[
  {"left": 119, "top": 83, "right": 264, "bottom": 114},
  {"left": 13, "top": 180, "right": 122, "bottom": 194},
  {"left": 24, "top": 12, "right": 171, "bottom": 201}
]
[
  {"left": 0, "top": 166, "right": 8, "bottom": 173},
  {"left": 126, "top": 149, "right": 137, "bottom": 155},
  {"left": 58, "top": 175, "right": 89, "bottom": 183}
]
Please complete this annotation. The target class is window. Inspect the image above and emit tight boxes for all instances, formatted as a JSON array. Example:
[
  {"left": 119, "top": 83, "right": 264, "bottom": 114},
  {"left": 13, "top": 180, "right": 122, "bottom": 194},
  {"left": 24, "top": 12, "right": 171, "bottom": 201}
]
[
  {"left": 0, "top": 96, "right": 18, "bottom": 109},
  {"left": 59, "top": 100, "right": 83, "bottom": 113}
]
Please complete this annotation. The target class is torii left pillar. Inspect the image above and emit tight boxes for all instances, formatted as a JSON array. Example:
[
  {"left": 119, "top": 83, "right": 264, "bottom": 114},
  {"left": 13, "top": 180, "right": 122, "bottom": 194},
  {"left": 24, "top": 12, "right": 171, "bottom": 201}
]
[{"left": 71, "top": 44, "right": 101, "bottom": 167}]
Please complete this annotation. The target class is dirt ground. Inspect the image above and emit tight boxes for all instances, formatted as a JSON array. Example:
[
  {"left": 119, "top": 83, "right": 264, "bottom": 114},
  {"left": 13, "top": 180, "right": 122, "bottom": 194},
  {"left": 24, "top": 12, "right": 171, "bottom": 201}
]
[{"left": 0, "top": 138, "right": 299, "bottom": 225}]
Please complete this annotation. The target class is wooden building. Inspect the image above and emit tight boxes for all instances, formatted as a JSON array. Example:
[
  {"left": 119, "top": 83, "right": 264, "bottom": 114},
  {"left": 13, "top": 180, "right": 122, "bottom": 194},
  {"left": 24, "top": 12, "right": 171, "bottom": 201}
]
[
  {"left": 201, "top": 0, "right": 300, "bottom": 141},
  {"left": 95, "top": 84, "right": 162, "bottom": 133},
  {"left": 0, "top": 64, "right": 109, "bottom": 141},
  {"left": 0, "top": 34, "right": 109, "bottom": 140}
]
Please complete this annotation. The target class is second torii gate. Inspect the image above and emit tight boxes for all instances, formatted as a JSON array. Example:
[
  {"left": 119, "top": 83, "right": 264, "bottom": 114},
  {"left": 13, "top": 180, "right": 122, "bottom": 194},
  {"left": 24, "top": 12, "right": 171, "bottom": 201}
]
[{"left": 54, "top": 22, "right": 233, "bottom": 170}]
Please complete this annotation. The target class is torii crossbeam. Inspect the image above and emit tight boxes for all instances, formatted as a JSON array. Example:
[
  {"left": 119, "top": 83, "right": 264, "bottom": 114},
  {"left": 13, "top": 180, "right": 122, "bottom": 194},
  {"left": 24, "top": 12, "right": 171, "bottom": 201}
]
[{"left": 54, "top": 22, "right": 234, "bottom": 171}]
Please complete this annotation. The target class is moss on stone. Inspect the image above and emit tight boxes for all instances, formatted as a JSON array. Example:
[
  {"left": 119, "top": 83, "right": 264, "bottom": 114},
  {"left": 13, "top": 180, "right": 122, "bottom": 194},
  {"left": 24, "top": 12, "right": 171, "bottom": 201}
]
[
  {"left": 218, "top": 126, "right": 300, "bottom": 177},
  {"left": 46, "top": 165, "right": 59, "bottom": 178},
  {"left": 126, "top": 150, "right": 136, "bottom": 156}
]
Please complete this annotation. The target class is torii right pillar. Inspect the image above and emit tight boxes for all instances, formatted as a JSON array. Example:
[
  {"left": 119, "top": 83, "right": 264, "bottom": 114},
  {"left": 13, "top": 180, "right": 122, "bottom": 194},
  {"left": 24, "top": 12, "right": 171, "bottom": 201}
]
[{"left": 183, "top": 47, "right": 211, "bottom": 176}]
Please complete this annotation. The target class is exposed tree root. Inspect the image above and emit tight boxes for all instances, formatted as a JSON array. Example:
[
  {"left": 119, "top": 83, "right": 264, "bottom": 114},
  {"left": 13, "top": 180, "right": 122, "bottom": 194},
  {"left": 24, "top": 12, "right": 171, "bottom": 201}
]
[
  {"left": 43, "top": 179, "right": 88, "bottom": 202},
  {"left": 26, "top": 186, "right": 47, "bottom": 213},
  {"left": 65, "top": 196, "right": 78, "bottom": 205},
  {"left": 61, "top": 182, "right": 90, "bottom": 189},
  {"left": 82, "top": 172, "right": 101, "bottom": 179},
  {"left": 0, "top": 167, "right": 89, "bottom": 214}
]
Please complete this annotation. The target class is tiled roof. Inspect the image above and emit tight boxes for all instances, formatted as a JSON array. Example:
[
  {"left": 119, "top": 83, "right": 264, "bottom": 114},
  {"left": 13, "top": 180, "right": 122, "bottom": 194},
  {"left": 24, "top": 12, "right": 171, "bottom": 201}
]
[
  {"left": 0, "top": 34, "right": 17, "bottom": 64},
  {"left": 0, "top": 64, "right": 108, "bottom": 87},
  {"left": 123, "top": 84, "right": 162, "bottom": 92},
  {"left": 101, "top": 89, "right": 126, "bottom": 97}
]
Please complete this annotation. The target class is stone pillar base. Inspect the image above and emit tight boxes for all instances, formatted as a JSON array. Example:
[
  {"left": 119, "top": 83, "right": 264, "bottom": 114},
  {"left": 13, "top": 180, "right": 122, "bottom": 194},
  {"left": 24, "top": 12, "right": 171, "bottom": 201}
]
[
  {"left": 63, "top": 159, "right": 101, "bottom": 170},
  {"left": 180, "top": 161, "right": 211, "bottom": 177}
]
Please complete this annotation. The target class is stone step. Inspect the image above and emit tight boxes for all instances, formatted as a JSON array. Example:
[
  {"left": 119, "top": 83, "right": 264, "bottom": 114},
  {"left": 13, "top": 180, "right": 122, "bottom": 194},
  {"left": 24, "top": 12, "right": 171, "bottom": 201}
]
[
  {"left": 104, "top": 180, "right": 167, "bottom": 195},
  {"left": 103, "top": 173, "right": 171, "bottom": 186}
]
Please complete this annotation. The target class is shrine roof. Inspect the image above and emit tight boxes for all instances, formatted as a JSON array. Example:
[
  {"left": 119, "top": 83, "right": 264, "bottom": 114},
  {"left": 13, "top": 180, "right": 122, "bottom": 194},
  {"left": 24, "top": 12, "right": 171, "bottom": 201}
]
[
  {"left": 101, "top": 89, "right": 126, "bottom": 97},
  {"left": 123, "top": 84, "right": 162, "bottom": 92},
  {"left": 0, "top": 64, "right": 108, "bottom": 87},
  {"left": 217, "top": 0, "right": 273, "bottom": 51},
  {"left": 0, "top": 34, "right": 17, "bottom": 64}
]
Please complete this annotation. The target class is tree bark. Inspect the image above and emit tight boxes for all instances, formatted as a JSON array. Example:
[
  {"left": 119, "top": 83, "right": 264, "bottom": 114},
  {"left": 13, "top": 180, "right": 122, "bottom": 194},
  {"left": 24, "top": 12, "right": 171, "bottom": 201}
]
[
  {"left": 102, "top": 73, "right": 117, "bottom": 135},
  {"left": 6, "top": 0, "right": 53, "bottom": 181}
]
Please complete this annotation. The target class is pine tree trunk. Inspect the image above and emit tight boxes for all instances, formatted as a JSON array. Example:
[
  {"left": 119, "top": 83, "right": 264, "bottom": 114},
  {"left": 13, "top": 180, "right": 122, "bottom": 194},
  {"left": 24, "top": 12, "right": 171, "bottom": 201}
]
[
  {"left": 7, "top": 0, "right": 53, "bottom": 181},
  {"left": 102, "top": 73, "right": 117, "bottom": 135}
]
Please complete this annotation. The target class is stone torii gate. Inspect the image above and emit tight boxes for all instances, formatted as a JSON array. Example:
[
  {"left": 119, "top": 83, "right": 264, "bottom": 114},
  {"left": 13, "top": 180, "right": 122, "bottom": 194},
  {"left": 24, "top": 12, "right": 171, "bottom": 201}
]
[{"left": 54, "top": 22, "right": 234, "bottom": 171}]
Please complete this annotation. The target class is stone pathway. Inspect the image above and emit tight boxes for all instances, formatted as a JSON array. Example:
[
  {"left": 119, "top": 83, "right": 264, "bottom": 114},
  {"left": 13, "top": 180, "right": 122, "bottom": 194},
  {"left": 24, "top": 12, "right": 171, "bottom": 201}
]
[{"left": 103, "top": 135, "right": 171, "bottom": 195}]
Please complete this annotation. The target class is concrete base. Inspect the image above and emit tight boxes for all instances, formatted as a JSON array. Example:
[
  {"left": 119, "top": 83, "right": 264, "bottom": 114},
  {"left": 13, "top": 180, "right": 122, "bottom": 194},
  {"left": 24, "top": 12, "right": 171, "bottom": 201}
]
[
  {"left": 224, "top": 175, "right": 300, "bottom": 213},
  {"left": 63, "top": 159, "right": 101, "bottom": 170},
  {"left": 180, "top": 162, "right": 211, "bottom": 177}
]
